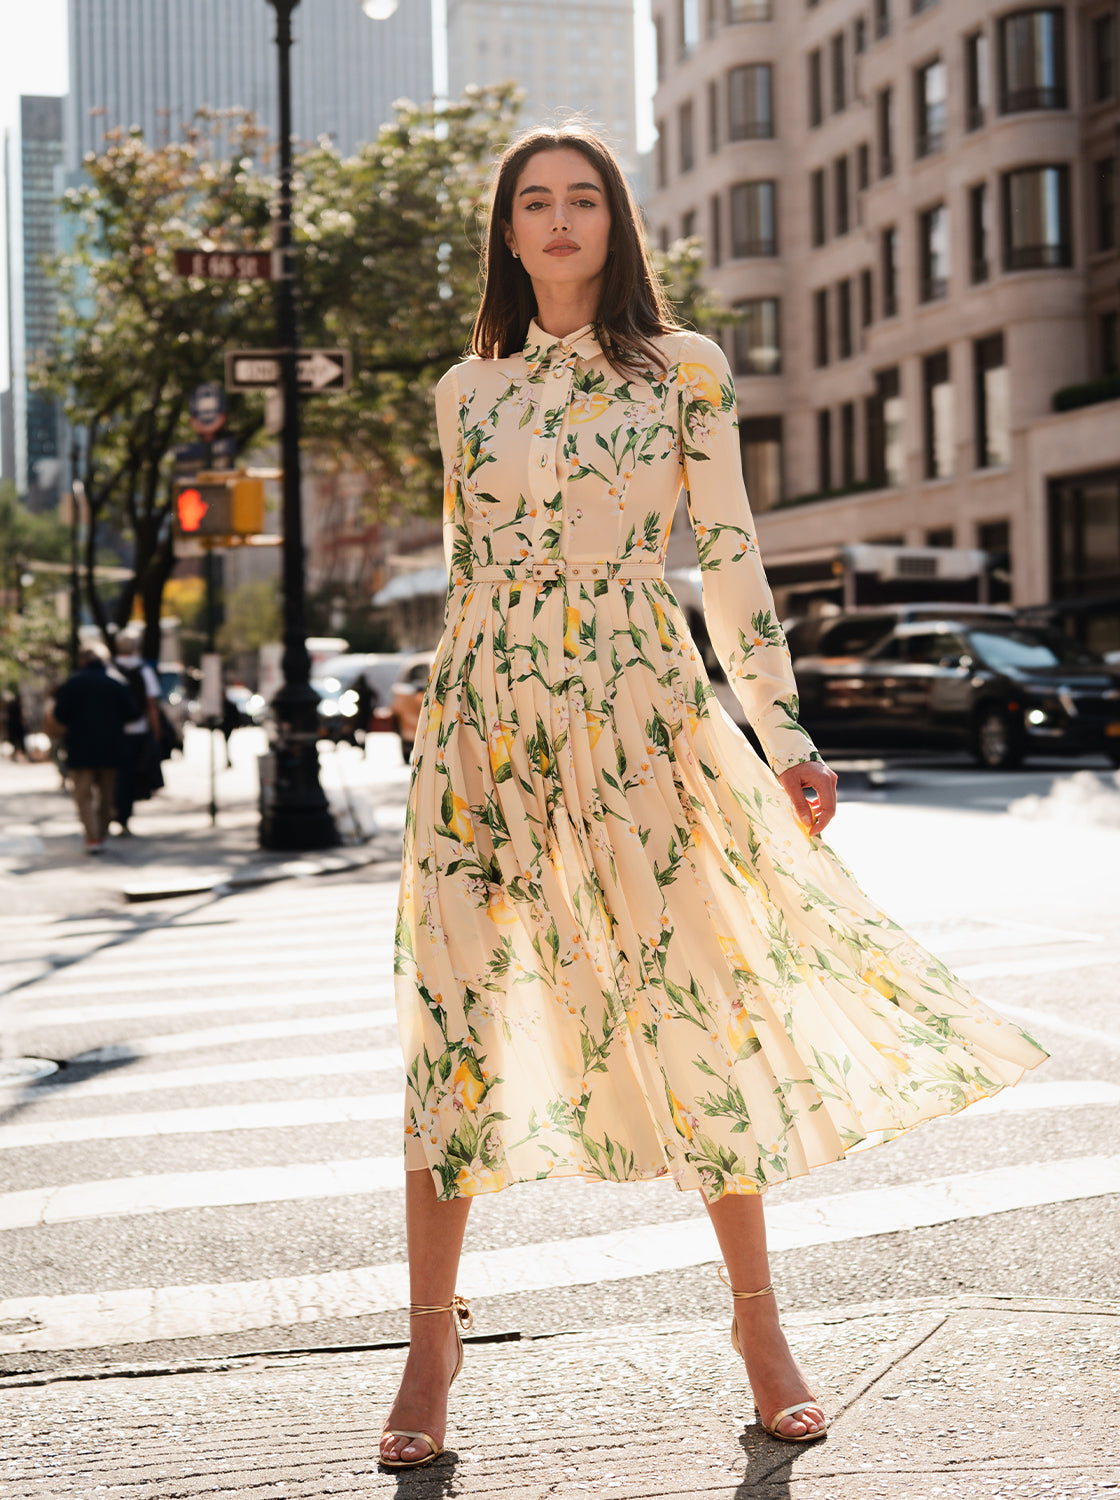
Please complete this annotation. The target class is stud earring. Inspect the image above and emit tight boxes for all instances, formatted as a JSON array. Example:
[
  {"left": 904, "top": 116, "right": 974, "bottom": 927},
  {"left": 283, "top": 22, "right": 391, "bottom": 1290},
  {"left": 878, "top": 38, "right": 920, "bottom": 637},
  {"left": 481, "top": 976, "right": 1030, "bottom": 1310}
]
[{"left": 512, "top": 249, "right": 520, "bottom": 259}]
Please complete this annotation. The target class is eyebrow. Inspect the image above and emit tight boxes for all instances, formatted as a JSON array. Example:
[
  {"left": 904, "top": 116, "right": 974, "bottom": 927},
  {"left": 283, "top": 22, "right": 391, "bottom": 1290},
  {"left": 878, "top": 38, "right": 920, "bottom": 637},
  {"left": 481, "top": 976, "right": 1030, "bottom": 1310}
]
[{"left": 517, "top": 181, "right": 603, "bottom": 197}]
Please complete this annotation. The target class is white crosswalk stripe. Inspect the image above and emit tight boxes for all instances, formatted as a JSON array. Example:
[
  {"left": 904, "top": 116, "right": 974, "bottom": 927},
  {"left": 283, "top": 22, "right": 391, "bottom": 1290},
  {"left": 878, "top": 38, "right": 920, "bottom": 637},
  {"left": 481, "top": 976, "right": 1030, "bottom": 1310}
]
[{"left": 1, "top": 882, "right": 1115, "bottom": 1360}]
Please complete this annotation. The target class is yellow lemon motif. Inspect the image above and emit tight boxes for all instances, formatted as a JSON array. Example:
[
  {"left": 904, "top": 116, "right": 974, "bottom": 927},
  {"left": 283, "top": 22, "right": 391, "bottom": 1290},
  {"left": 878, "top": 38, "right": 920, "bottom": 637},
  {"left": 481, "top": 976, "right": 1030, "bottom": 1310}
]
[
  {"left": 583, "top": 709, "right": 605, "bottom": 748},
  {"left": 427, "top": 701, "right": 442, "bottom": 737},
  {"left": 487, "top": 890, "right": 518, "bottom": 925},
  {"left": 669, "top": 1087, "right": 694, "bottom": 1141},
  {"left": 488, "top": 721, "right": 515, "bottom": 775},
  {"left": 448, "top": 793, "right": 474, "bottom": 844},
  {"left": 452, "top": 1060, "right": 485, "bottom": 1112},
  {"left": 652, "top": 600, "right": 673, "bottom": 652},
  {"left": 563, "top": 606, "right": 581, "bottom": 658},
  {"left": 677, "top": 362, "right": 722, "bottom": 407},
  {"left": 861, "top": 969, "right": 897, "bottom": 1001},
  {"left": 455, "top": 1163, "right": 505, "bottom": 1194},
  {"left": 569, "top": 391, "right": 612, "bottom": 424},
  {"left": 727, "top": 1004, "right": 757, "bottom": 1056}
]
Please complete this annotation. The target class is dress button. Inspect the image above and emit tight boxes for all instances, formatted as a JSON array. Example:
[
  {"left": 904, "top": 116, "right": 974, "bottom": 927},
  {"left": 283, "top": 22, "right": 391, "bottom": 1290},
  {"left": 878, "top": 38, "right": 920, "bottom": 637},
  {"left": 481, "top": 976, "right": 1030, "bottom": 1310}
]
[{"left": 552, "top": 367, "right": 565, "bottom": 379}]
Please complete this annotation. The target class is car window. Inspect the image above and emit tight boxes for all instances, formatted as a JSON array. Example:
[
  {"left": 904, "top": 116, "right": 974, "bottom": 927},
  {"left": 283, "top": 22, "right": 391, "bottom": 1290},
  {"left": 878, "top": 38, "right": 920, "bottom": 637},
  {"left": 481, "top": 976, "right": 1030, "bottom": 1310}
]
[
  {"left": 900, "top": 631, "right": 966, "bottom": 665},
  {"left": 407, "top": 663, "right": 430, "bottom": 687},
  {"left": 816, "top": 618, "right": 893, "bottom": 657},
  {"left": 966, "top": 629, "right": 1102, "bottom": 671}
]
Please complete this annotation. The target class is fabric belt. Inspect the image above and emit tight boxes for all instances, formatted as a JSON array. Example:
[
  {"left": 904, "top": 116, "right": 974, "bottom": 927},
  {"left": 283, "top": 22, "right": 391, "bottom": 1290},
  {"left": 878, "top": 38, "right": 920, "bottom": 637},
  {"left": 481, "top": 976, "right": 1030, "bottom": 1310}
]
[{"left": 471, "top": 559, "right": 664, "bottom": 584}]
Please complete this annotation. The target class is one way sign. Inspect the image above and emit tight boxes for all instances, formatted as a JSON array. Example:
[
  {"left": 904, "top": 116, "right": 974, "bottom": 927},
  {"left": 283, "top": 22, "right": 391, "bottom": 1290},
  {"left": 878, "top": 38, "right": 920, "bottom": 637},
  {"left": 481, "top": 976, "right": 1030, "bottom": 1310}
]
[{"left": 224, "top": 348, "right": 352, "bottom": 393}]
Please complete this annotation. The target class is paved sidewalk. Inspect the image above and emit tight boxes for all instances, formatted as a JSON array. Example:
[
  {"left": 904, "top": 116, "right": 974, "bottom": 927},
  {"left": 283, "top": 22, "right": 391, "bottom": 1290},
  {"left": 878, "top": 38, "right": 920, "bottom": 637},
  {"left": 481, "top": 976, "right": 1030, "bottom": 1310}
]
[
  {"left": 0, "top": 729, "right": 408, "bottom": 921},
  {"left": 1, "top": 1295, "right": 1116, "bottom": 1498}
]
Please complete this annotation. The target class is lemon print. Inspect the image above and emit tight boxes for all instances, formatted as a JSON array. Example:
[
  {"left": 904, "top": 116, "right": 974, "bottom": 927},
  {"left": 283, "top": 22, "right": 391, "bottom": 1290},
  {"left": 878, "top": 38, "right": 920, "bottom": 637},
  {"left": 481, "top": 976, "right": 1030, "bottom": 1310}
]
[
  {"left": 677, "top": 362, "right": 722, "bottom": 406},
  {"left": 570, "top": 391, "right": 612, "bottom": 424},
  {"left": 652, "top": 600, "right": 673, "bottom": 651},
  {"left": 452, "top": 1060, "right": 485, "bottom": 1111},
  {"left": 447, "top": 793, "right": 474, "bottom": 844},
  {"left": 563, "top": 606, "right": 581, "bottom": 658}
]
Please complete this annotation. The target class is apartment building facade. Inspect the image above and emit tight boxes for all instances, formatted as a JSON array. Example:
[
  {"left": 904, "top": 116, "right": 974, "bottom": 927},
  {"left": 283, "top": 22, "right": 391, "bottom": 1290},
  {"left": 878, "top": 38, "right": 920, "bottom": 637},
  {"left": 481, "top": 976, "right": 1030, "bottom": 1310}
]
[{"left": 648, "top": 0, "right": 1120, "bottom": 650}]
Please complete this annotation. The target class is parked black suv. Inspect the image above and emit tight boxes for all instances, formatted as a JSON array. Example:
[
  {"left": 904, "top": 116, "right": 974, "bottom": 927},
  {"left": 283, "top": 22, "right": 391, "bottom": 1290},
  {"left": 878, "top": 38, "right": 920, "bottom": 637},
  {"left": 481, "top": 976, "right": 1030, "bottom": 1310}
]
[{"left": 791, "top": 613, "right": 1120, "bottom": 768}]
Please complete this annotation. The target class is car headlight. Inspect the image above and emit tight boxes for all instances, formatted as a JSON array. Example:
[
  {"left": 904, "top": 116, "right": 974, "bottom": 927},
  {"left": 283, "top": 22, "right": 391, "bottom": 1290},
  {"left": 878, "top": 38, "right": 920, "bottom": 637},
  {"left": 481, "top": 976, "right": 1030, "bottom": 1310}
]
[
  {"left": 340, "top": 690, "right": 359, "bottom": 714},
  {"left": 318, "top": 700, "right": 339, "bottom": 717}
]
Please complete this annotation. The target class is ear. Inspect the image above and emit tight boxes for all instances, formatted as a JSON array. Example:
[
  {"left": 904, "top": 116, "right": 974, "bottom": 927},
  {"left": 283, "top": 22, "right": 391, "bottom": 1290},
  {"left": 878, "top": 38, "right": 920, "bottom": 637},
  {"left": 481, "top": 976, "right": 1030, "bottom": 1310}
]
[{"left": 502, "top": 220, "right": 516, "bottom": 256}]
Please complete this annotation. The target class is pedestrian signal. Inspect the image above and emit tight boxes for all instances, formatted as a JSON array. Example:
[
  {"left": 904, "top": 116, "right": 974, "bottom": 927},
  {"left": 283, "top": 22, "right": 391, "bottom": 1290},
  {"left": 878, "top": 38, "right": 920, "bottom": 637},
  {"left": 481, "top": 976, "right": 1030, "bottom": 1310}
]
[{"left": 174, "top": 481, "right": 231, "bottom": 537}]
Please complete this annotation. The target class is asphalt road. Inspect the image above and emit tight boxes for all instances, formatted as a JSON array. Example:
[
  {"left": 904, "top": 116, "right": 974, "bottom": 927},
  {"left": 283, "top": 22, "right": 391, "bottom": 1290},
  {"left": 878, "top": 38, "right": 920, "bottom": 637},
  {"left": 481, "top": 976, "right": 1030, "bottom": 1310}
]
[{"left": 0, "top": 747, "right": 1117, "bottom": 1392}]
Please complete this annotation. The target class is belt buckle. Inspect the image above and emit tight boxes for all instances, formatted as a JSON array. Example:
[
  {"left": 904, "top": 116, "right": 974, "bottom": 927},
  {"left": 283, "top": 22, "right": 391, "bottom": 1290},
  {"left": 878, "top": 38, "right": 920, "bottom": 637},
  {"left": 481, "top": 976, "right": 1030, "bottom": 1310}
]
[{"left": 531, "top": 560, "right": 561, "bottom": 582}]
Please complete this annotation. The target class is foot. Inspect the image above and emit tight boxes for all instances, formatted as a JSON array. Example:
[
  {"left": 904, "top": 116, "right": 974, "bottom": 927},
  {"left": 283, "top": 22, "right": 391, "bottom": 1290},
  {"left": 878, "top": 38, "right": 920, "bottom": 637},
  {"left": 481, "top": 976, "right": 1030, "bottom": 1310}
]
[
  {"left": 378, "top": 1313, "right": 461, "bottom": 1467},
  {"left": 734, "top": 1295, "right": 827, "bottom": 1439}
]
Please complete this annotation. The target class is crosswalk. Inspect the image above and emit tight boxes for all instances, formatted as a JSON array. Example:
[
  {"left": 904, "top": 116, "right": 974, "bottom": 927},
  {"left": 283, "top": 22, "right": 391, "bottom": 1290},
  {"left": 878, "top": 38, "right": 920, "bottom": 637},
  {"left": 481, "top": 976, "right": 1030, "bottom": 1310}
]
[{"left": 1, "top": 881, "right": 1118, "bottom": 1361}]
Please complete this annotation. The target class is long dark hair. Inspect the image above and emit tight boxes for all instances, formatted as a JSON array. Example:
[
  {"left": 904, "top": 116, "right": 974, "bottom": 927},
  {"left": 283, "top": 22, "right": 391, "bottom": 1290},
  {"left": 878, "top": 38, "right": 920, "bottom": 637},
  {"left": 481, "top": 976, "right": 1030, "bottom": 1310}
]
[{"left": 471, "top": 125, "right": 679, "bottom": 378}]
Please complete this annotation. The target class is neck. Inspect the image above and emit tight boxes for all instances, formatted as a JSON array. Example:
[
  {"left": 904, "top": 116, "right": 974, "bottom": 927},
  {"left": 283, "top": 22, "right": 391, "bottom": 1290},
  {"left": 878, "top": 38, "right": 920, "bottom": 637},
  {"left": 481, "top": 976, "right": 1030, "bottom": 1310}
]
[{"left": 531, "top": 279, "right": 600, "bottom": 340}]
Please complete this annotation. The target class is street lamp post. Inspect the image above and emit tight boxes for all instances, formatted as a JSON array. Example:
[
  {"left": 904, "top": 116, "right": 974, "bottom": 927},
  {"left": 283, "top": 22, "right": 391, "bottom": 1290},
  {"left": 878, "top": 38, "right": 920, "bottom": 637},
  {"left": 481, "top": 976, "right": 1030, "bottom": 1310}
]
[{"left": 260, "top": 0, "right": 337, "bottom": 850}]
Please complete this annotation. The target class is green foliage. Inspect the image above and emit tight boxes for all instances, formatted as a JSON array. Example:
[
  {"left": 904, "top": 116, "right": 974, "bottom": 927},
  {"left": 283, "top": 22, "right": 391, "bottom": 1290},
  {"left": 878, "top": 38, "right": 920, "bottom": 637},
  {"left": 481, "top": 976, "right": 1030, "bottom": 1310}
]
[
  {"left": 0, "top": 481, "right": 69, "bottom": 573},
  {"left": 1052, "top": 372, "right": 1120, "bottom": 412},
  {"left": 217, "top": 579, "right": 282, "bottom": 656},
  {"left": 0, "top": 595, "right": 69, "bottom": 693},
  {"left": 651, "top": 237, "right": 742, "bottom": 338}
]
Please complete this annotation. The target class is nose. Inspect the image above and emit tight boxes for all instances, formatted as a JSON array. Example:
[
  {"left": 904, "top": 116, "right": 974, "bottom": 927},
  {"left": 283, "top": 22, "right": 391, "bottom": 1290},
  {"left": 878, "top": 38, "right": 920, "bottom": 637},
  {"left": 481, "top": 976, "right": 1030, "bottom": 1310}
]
[{"left": 552, "top": 205, "right": 570, "bottom": 231}]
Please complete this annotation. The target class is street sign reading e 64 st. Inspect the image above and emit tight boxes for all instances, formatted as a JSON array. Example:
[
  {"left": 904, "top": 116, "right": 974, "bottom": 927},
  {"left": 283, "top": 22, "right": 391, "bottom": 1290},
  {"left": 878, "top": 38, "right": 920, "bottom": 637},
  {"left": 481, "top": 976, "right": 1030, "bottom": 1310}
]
[
  {"left": 224, "top": 348, "right": 351, "bottom": 393},
  {"left": 175, "top": 249, "right": 279, "bottom": 280}
]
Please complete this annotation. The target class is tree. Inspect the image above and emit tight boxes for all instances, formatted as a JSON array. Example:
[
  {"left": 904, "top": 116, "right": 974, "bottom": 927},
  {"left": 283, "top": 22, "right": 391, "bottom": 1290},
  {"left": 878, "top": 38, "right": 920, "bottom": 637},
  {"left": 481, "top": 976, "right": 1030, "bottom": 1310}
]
[
  {"left": 217, "top": 579, "right": 282, "bottom": 657},
  {"left": 41, "top": 112, "right": 276, "bottom": 662},
  {"left": 652, "top": 237, "right": 743, "bottom": 338}
]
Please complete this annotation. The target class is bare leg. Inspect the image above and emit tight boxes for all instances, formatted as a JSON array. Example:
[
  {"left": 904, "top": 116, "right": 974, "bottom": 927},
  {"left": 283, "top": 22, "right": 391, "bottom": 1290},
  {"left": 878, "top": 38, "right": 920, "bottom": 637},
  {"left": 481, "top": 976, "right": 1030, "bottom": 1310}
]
[
  {"left": 703, "top": 1189, "right": 826, "bottom": 1439},
  {"left": 379, "top": 1167, "right": 472, "bottom": 1465}
]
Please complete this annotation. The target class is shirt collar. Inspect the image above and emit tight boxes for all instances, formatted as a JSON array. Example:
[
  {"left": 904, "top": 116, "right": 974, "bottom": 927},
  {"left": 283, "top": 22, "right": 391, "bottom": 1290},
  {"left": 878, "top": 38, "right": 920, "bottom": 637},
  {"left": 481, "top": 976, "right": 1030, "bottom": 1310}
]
[{"left": 521, "top": 319, "right": 602, "bottom": 368}]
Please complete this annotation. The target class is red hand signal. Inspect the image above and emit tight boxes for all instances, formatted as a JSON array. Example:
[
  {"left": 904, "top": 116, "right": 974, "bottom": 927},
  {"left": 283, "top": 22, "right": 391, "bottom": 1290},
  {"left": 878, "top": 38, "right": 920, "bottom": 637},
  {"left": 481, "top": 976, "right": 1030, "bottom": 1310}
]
[{"left": 177, "top": 488, "right": 208, "bottom": 532}]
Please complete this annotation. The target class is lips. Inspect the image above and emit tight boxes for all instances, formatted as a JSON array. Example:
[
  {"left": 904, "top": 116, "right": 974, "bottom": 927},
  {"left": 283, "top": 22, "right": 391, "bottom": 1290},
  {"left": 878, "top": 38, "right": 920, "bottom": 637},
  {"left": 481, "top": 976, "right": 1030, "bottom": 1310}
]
[{"left": 545, "top": 241, "right": 579, "bottom": 255}]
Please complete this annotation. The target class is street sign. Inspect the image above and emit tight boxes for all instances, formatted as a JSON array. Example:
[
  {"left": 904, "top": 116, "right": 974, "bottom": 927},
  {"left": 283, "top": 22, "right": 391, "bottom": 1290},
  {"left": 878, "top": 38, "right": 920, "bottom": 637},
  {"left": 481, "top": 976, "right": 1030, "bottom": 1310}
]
[
  {"left": 224, "top": 348, "right": 352, "bottom": 393},
  {"left": 189, "top": 381, "right": 227, "bottom": 440},
  {"left": 175, "top": 249, "right": 278, "bottom": 280}
]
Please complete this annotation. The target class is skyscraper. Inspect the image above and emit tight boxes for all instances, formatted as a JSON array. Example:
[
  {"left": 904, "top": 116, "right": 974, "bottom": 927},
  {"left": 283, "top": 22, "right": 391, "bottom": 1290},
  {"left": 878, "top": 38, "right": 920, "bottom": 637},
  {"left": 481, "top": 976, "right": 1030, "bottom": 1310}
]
[
  {"left": 446, "top": 0, "right": 637, "bottom": 170},
  {"left": 11, "top": 97, "right": 64, "bottom": 505},
  {"left": 66, "top": 0, "right": 434, "bottom": 171}
]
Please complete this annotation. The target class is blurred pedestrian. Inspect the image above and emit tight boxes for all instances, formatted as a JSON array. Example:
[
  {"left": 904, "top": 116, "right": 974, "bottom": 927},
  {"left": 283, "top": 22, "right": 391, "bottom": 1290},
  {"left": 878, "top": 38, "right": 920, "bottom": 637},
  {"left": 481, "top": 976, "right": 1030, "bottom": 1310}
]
[
  {"left": 3, "top": 690, "right": 27, "bottom": 760},
  {"left": 111, "top": 628, "right": 162, "bottom": 834},
  {"left": 50, "top": 643, "right": 134, "bottom": 854},
  {"left": 354, "top": 673, "right": 377, "bottom": 749},
  {"left": 219, "top": 690, "right": 243, "bottom": 768},
  {"left": 380, "top": 125, "right": 1050, "bottom": 1471}
]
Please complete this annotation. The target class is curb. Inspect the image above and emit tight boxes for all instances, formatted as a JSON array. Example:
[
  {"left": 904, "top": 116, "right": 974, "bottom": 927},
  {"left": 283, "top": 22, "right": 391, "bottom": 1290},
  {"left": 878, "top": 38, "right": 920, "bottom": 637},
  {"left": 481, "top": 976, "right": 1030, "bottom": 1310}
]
[{"left": 121, "top": 847, "right": 401, "bottom": 903}]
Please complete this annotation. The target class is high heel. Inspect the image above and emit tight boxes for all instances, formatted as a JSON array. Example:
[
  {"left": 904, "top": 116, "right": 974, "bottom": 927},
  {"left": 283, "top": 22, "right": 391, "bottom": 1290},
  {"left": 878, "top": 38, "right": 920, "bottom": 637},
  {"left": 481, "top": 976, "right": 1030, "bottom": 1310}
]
[
  {"left": 379, "top": 1295, "right": 474, "bottom": 1470},
  {"left": 719, "top": 1266, "right": 828, "bottom": 1443}
]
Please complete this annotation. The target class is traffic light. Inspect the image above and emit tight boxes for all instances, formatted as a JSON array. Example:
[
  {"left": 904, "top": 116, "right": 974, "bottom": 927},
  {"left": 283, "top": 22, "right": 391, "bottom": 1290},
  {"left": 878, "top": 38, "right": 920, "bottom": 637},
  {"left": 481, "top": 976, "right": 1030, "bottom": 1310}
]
[
  {"left": 175, "top": 481, "right": 231, "bottom": 537},
  {"left": 174, "top": 474, "right": 265, "bottom": 539}
]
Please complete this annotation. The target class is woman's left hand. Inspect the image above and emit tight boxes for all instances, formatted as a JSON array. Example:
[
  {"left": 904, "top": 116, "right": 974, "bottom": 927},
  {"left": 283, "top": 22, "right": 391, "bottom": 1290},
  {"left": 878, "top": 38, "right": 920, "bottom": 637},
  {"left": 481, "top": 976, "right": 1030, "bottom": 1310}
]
[{"left": 777, "top": 759, "right": 839, "bottom": 836}]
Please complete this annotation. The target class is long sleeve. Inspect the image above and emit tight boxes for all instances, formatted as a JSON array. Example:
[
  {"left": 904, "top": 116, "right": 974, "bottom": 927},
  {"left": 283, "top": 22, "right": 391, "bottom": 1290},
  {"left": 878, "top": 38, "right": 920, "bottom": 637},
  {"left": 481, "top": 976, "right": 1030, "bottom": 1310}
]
[
  {"left": 677, "top": 334, "right": 821, "bottom": 776},
  {"left": 434, "top": 364, "right": 474, "bottom": 618}
]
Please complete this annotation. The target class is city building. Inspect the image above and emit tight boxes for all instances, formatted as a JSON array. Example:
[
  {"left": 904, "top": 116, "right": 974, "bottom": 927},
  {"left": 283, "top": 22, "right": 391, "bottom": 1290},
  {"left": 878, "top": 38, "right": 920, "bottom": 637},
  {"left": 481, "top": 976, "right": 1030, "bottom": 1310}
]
[
  {"left": 65, "top": 0, "right": 434, "bottom": 170},
  {"left": 446, "top": 0, "right": 638, "bottom": 168},
  {"left": 647, "top": 0, "right": 1120, "bottom": 651},
  {"left": 8, "top": 97, "right": 64, "bottom": 506}
]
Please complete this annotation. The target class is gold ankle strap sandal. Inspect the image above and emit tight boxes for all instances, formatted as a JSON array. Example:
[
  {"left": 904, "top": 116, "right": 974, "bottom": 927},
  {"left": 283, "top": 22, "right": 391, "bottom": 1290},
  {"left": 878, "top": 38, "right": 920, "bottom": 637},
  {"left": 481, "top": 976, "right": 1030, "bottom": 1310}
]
[
  {"left": 379, "top": 1295, "right": 474, "bottom": 1471},
  {"left": 718, "top": 1266, "right": 828, "bottom": 1444}
]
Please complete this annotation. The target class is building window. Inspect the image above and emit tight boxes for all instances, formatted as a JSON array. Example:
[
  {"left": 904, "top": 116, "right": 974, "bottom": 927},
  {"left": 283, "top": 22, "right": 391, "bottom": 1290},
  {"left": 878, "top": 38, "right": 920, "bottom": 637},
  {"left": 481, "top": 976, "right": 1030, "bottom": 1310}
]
[
  {"left": 978, "top": 518, "right": 1013, "bottom": 604},
  {"left": 975, "top": 332, "right": 1010, "bottom": 469},
  {"left": 656, "top": 124, "right": 667, "bottom": 190},
  {"left": 679, "top": 100, "right": 696, "bottom": 174},
  {"left": 860, "top": 266, "right": 874, "bottom": 327},
  {"left": 969, "top": 182, "right": 991, "bottom": 283},
  {"left": 740, "top": 416, "right": 783, "bottom": 510},
  {"left": 814, "top": 287, "right": 830, "bottom": 366},
  {"left": 1002, "top": 164, "right": 1072, "bottom": 269},
  {"left": 1050, "top": 472, "right": 1120, "bottom": 606},
  {"left": 728, "top": 63, "right": 774, "bottom": 139},
  {"left": 808, "top": 48, "right": 824, "bottom": 127},
  {"left": 854, "top": 15, "right": 867, "bottom": 54},
  {"left": 837, "top": 277, "right": 853, "bottom": 358},
  {"left": 831, "top": 32, "right": 847, "bottom": 111},
  {"left": 659, "top": 226, "right": 671, "bottom": 253},
  {"left": 730, "top": 180, "right": 778, "bottom": 256},
  {"left": 682, "top": 208, "right": 697, "bottom": 239},
  {"left": 817, "top": 408, "right": 833, "bottom": 491},
  {"left": 875, "top": 0, "right": 890, "bottom": 39},
  {"left": 1102, "top": 311, "right": 1119, "bottom": 376},
  {"left": 998, "top": 8, "right": 1067, "bottom": 113},
  {"left": 679, "top": 0, "right": 701, "bottom": 58},
  {"left": 733, "top": 298, "right": 782, "bottom": 374},
  {"left": 840, "top": 401, "right": 857, "bottom": 486},
  {"left": 857, "top": 141, "right": 870, "bottom": 193},
  {"left": 867, "top": 366, "right": 904, "bottom": 487},
  {"left": 915, "top": 58, "right": 947, "bottom": 156},
  {"left": 708, "top": 79, "right": 720, "bottom": 153},
  {"left": 877, "top": 86, "right": 894, "bottom": 176},
  {"left": 912, "top": 0, "right": 938, "bottom": 14},
  {"left": 922, "top": 349, "right": 953, "bottom": 479},
  {"left": 926, "top": 526, "right": 955, "bottom": 547},
  {"left": 1095, "top": 157, "right": 1117, "bottom": 253},
  {"left": 654, "top": 15, "right": 665, "bottom": 81},
  {"left": 919, "top": 202, "right": 950, "bottom": 301},
  {"left": 810, "top": 168, "right": 827, "bottom": 247},
  {"left": 1093, "top": 13, "right": 1116, "bottom": 102},
  {"left": 881, "top": 225, "right": 899, "bottom": 316},
  {"left": 834, "top": 156, "right": 850, "bottom": 235},
  {"left": 728, "top": 0, "right": 773, "bottom": 18},
  {"left": 710, "top": 192, "right": 723, "bottom": 267},
  {"left": 965, "top": 30, "right": 989, "bottom": 129}
]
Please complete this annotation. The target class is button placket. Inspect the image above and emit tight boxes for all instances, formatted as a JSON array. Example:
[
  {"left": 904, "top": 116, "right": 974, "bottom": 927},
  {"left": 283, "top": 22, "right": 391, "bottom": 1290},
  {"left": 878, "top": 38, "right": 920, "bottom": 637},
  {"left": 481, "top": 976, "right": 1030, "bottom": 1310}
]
[{"left": 527, "top": 357, "right": 572, "bottom": 549}]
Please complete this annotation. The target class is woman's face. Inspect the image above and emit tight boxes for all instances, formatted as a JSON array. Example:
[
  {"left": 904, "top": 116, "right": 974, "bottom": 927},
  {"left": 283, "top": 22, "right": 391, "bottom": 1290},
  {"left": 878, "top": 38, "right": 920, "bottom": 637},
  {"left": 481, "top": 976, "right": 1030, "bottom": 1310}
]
[{"left": 503, "top": 148, "right": 612, "bottom": 293}]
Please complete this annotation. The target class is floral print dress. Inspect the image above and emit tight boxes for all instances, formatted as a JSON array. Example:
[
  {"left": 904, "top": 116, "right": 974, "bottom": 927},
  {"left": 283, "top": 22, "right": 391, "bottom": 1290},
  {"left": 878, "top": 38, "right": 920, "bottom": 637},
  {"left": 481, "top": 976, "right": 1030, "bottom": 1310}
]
[{"left": 393, "top": 320, "right": 1047, "bottom": 1203}]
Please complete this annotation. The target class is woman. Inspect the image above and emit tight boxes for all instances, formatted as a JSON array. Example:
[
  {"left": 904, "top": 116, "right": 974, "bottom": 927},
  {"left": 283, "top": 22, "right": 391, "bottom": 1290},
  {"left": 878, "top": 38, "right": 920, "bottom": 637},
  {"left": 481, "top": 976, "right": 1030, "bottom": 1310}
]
[{"left": 380, "top": 125, "right": 1048, "bottom": 1469}]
